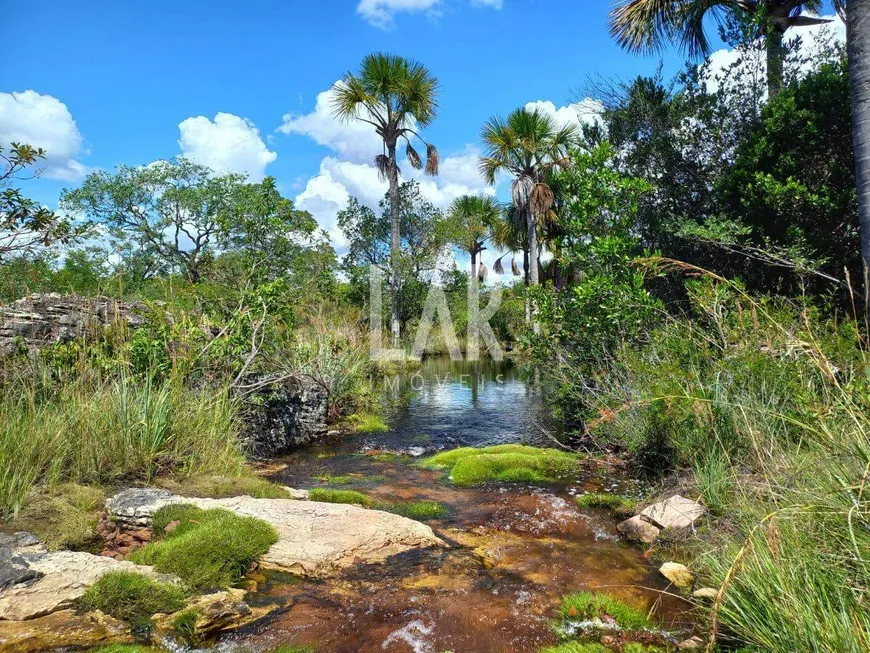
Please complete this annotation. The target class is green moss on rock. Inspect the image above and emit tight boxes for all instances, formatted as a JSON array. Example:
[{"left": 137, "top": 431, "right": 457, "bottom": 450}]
[{"left": 420, "top": 445, "right": 579, "bottom": 486}]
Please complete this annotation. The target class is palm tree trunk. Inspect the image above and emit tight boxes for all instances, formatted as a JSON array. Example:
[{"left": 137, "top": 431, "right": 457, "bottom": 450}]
[
  {"left": 387, "top": 142, "right": 401, "bottom": 348},
  {"left": 849, "top": 0, "right": 870, "bottom": 327},
  {"left": 527, "top": 207, "right": 539, "bottom": 287},
  {"left": 766, "top": 27, "right": 785, "bottom": 98},
  {"left": 523, "top": 247, "right": 530, "bottom": 325},
  {"left": 471, "top": 249, "right": 478, "bottom": 282}
]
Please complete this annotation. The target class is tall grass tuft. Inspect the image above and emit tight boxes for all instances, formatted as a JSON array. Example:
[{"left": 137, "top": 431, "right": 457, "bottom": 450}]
[{"left": 0, "top": 373, "right": 244, "bottom": 519}]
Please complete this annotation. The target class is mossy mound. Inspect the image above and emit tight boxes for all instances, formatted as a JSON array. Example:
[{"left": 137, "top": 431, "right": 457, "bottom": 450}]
[
  {"left": 557, "top": 591, "right": 652, "bottom": 631},
  {"left": 77, "top": 571, "right": 186, "bottom": 628},
  {"left": 575, "top": 493, "right": 636, "bottom": 518},
  {"left": 382, "top": 500, "right": 446, "bottom": 520},
  {"left": 308, "top": 488, "right": 373, "bottom": 507},
  {"left": 420, "top": 445, "right": 579, "bottom": 486},
  {"left": 129, "top": 504, "right": 277, "bottom": 591},
  {"left": 347, "top": 412, "right": 389, "bottom": 433}
]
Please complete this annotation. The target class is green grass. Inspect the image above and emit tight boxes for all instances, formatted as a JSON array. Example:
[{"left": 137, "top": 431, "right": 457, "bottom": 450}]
[
  {"left": 557, "top": 591, "right": 652, "bottom": 630},
  {"left": 77, "top": 571, "right": 186, "bottom": 627},
  {"left": 158, "top": 473, "right": 288, "bottom": 499},
  {"left": 420, "top": 445, "right": 579, "bottom": 486},
  {"left": 89, "top": 647, "right": 161, "bottom": 653},
  {"left": 313, "top": 474, "right": 356, "bottom": 484},
  {"left": 308, "top": 487, "right": 373, "bottom": 507},
  {"left": 0, "top": 373, "right": 244, "bottom": 518},
  {"left": 171, "top": 608, "right": 200, "bottom": 645},
  {"left": 347, "top": 412, "right": 389, "bottom": 433},
  {"left": 8, "top": 483, "right": 104, "bottom": 551},
  {"left": 381, "top": 500, "right": 447, "bottom": 520},
  {"left": 575, "top": 493, "right": 636, "bottom": 518},
  {"left": 538, "top": 643, "right": 611, "bottom": 653},
  {"left": 130, "top": 504, "right": 278, "bottom": 591}
]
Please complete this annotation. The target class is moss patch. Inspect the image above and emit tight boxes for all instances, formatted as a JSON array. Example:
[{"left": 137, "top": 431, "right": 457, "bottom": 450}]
[
  {"left": 420, "top": 445, "right": 579, "bottom": 486},
  {"left": 8, "top": 483, "right": 104, "bottom": 552},
  {"left": 557, "top": 591, "right": 652, "bottom": 631},
  {"left": 347, "top": 412, "right": 389, "bottom": 433},
  {"left": 130, "top": 504, "right": 277, "bottom": 591},
  {"left": 575, "top": 493, "right": 636, "bottom": 518},
  {"left": 381, "top": 500, "right": 446, "bottom": 520},
  {"left": 308, "top": 488, "right": 373, "bottom": 507},
  {"left": 77, "top": 571, "right": 186, "bottom": 628},
  {"left": 156, "top": 473, "right": 288, "bottom": 499}
]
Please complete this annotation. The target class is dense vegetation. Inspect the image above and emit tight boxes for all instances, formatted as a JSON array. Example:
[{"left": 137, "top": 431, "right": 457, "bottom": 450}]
[{"left": 2, "top": 7, "right": 869, "bottom": 653}]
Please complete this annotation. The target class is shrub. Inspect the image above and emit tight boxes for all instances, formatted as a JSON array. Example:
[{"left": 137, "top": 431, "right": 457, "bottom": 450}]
[
  {"left": 131, "top": 505, "right": 278, "bottom": 591},
  {"left": 308, "top": 488, "right": 373, "bottom": 507},
  {"left": 557, "top": 591, "right": 652, "bottom": 630},
  {"left": 420, "top": 445, "right": 579, "bottom": 486},
  {"left": 77, "top": 571, "right": 186, "bottom": 627}
]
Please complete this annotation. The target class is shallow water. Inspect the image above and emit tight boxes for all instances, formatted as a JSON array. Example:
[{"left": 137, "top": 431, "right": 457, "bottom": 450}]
[{"left": 215, "top": 358, "right": 694, "bottom": 652}]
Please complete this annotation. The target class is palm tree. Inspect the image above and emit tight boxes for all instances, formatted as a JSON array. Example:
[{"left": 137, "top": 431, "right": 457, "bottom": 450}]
[
  {"left": 332, "top": 53, "right": 440, "bottom": 346},
  {"left": 609, "top": 0, "right": 831, "bottom": 97},
  {"left": 479, "top": 108, "right": 577, "bottom": 293},
  {"left": 847, "top": 0, "right": 870, "bottom": 324},
  {"left": 447, "top": 195, "right": 501, "bottom": 281}
]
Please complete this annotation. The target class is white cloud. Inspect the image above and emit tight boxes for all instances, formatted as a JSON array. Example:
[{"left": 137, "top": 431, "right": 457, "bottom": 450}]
[
  {"left": 177, "top": 112, "right": 276, "bottom": 180},
  {"left": 356, "top": 0, "right": 502, "bottom": 29},
  {"left": 278, "top": 85, "right": 384, "bottom": 163},
  {"left": 524, "top": 98, "right": 606, "bottom": 132},
  {"left": 0, "top": 90, "right": 89, "bottom": 181}
]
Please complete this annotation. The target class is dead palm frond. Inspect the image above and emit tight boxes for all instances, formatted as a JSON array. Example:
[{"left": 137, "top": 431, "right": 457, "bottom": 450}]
[
  {"left": 511, "top": 258, "right": 521, "bottom": 276},
  {"left": 530, "top": 183, "right": 555, "bottom": 220},
  {"left": 375, "top": 154, "right": 390, "bottom": 182},
  {"left": 425, "top": 144, "right": 439, "bottom": 176},
  {"left": 406, "top": 143, "right": 422, "bottom": 170},
  {"left": 493, "top": 255, "right": 506, "bottom": 275},
  {"left": 478, "top": 261, "right": 488, "bottom": 282}
]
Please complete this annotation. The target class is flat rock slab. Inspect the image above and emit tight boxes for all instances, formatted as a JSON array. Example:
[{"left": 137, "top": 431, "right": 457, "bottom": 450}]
[
  {"left": 0, "top": 549, "right": 174, "bottom": 621},
  {"left": 106, "top": 489, "right": 445, "bottom": 577},
  {"left": 640, "top": 495, "right": 706, "bottom": 530},
  {"left": 0, "top": 609, "right": 133, "bottom": 653}
]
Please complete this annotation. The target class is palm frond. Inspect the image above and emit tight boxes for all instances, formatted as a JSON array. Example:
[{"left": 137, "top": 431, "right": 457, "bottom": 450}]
[
  {"left": 375, "top": 154, "right": 390, "bottom": 182},
  {"left": 530, "top": 183, "right": 555, "bottom": 220},
  {"left": 478, "top": 261, "right": 488, "bottom": 282},
  {"left": 406, "top": 143, "right": 422, "bottom": 170},
  {"left": 493, "top": 255, "right": 506, "bottom": 275},
  {"left": 511, "top": 175, "right": 535, "bottom": 211},
  {"left": 511, "top": 258, "right": 521, "bottom": 276},
  {"left": 425, "top": 144, "right": 439, "bottom": 176}
]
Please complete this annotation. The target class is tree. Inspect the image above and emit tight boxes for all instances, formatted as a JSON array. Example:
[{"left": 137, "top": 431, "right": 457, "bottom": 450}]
[
  {"left": 1, "top": 143, "right": 74, "bottom": 260},
  {"left": 61, "top": 158, "right": 244, "bottom": 283},
  {"left": 849, "top": 0, "right": 870, "bottom": 323},
  {"left": 332, "top": 52, "right": 440, "bottom": 346},
  {"left": 479, "top": 108, "right": 577, "bottom": 293},
  {"left": 608, "top": 0, "right": 830, "bottom": 96},
  {"left": 446, "top": 195, "right": 501, "bottom": 281}
]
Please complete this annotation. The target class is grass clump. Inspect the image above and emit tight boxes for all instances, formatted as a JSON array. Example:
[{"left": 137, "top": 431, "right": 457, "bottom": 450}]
[
  {"left": 77, "top": 570, "right": 186, "bottom": 627},
  {"left": 157, "top": 473, "right": 287, "bottom": 499},
  {"left": 172, "top": 608, "right": 200, "bottom": 645},
  {"left": 420, "top": 444, "right": 579, "bottom": 486},
  {"left": 8, "top": 483, "right": 104, "bottom": 551},
  {"left": 130, "top": 504, "right": 277, "bottom": 591},
  {"left": 575, "top": 493, "right": 636, "bottom": 518},
  {"left": 381, "top": 500, "right": 446, "bottom": 520},
  {"left": 539, "top": 643, "right": 611, "bottom": 653},
  {"left": 308, "top": 487, "right": 373, "bottom": 507},
  {"left": 347, "top": 412, "right": 389, "bottom": 433},
  {"left": 557, "top": 591, "right": 652, "bottom": 630},
  {"left": 90, "top": 647, "right": 161, "bottom": 653}
]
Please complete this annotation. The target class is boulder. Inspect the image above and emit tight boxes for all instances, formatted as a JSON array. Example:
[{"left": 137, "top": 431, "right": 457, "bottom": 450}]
[
  {"left": 616, "top": 515, "right": 661, "bottom": 544},
  {"left": 153, "top": 588, "right": 273, "bottom": 639},
  {"left": 0, "top": 609, "right": 133, "bottom": 653},
  {"left": 106, "top": 488, "right": 445, "bottom": 577},
  {"left": 0, "top": 548, "right": 176, "bottom": 621},
  {"left": 640, "top": 495, "right": 705, "bottom": 531},
  {"left": 659, "top": 561, "right": 694, "bottom": 589}
]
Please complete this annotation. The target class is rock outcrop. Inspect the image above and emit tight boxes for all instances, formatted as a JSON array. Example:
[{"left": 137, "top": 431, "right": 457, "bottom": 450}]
[
  {"left": 106, "top": 488, "right": 445, "bottom": 577},
  {"left": 0, "top": 294, "right": 145, "bottom": 355},
  {"left": 237, "top": 375, "right": 330, "bottom": 457},
  {"left": 617, "top": 495, "right": 706, "bottom": 543}
]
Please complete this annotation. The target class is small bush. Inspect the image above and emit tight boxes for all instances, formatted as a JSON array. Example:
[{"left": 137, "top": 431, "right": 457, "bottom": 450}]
[
  {"left": 557, "top": 591, "right": 652, "bottom": 630},
  {"left": 420, "top": 445, "right": 579, "bottom": 486},
  {"left": 78, "top": 571, "right": 186, "bottom": 627},
  {"left": 131, "top": 505, "right": 278, "bottom": 591},
  {"left": 575, "top": 493, "right": 636, "bottom": 518},
  {"left": 308, "top": 488, "right": 373, "bottom": 507},
  {"left": 382, "top": 500, "right": 446, "bottom": 520}
]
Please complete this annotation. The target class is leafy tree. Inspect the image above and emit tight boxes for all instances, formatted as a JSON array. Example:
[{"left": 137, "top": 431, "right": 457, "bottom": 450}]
[
  {"left": 1, "top": 143, "right": 75, "bottom": 261},
  {"left": 446, "top": 195, "right": 501, "bottom": 281},
  {"left": 608, "top": 0, "right": 831, "bottom": 96},
  {"left": 479, "top": 108, "right": 577, "bottom": 295},
  {"left": 61, "top": 158, "right": 245, "bottom": 283},
  {"left": 332, "top": 52, "right": 440, "bottom": 346}
]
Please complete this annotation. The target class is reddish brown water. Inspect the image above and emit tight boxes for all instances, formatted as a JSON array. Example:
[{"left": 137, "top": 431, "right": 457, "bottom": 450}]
[{"left": 213, "top": 359, "right": 695, "bottom": 652}]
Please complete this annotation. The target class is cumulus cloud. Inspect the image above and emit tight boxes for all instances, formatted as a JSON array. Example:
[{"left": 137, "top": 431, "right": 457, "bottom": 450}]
[
  {"left": 524, "top": 98, "right": 606, "bottom": 132},
  {"left": 178, "top": 112, "right": 276, "bottom": 180},
  {"left": 278, "top": 85, "right": 384, "bottom": 163},
  {"left": 357, "top": 0, "right": 502, "bottom": 29},
  {"left": 0, "top": 90, "right": 89, "bottom": 181}
]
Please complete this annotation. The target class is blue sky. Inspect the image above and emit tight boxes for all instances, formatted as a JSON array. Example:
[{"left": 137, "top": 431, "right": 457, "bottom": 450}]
[{"left": 0, "top": 0, "right": 842, "bottom": 258}]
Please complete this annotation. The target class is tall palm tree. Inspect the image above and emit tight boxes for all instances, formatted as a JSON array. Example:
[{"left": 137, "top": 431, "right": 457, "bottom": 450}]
[
  {"left": 609, "top": 0, "right": 830, "bottom": 97},
  {"left": 332, "top": 53, "right": 440, "bottom": 346},
  {"left": 447, "top": 195, "right": 501, "bottom": 281},
  {"left": 479, "top": 108, "right": 577, "bottom": 293},
  {"left": 847, "top": 0, "right": 870, "bottom": 324}
]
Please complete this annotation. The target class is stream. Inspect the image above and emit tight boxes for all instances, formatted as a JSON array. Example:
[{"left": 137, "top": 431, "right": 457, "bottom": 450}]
[{"left": 214, "top": 358, "right": 694, "bottom": 652}]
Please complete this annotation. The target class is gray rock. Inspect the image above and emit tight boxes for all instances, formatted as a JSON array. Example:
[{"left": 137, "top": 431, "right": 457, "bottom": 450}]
[
  {"left": 0, "top": 548, "right": 42, "bottom": 591},
  {"left": 0, "top": 533, "right": 42, "bottom": 550},
  {"left": 105, "top": 488, "right": 183, "bottom": 528},
  {"left": 640, "top": 495, "right": 706, "bottom": 531},
  {"left": 616, "top": 515, "right": 661, "bottom": 543}
]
